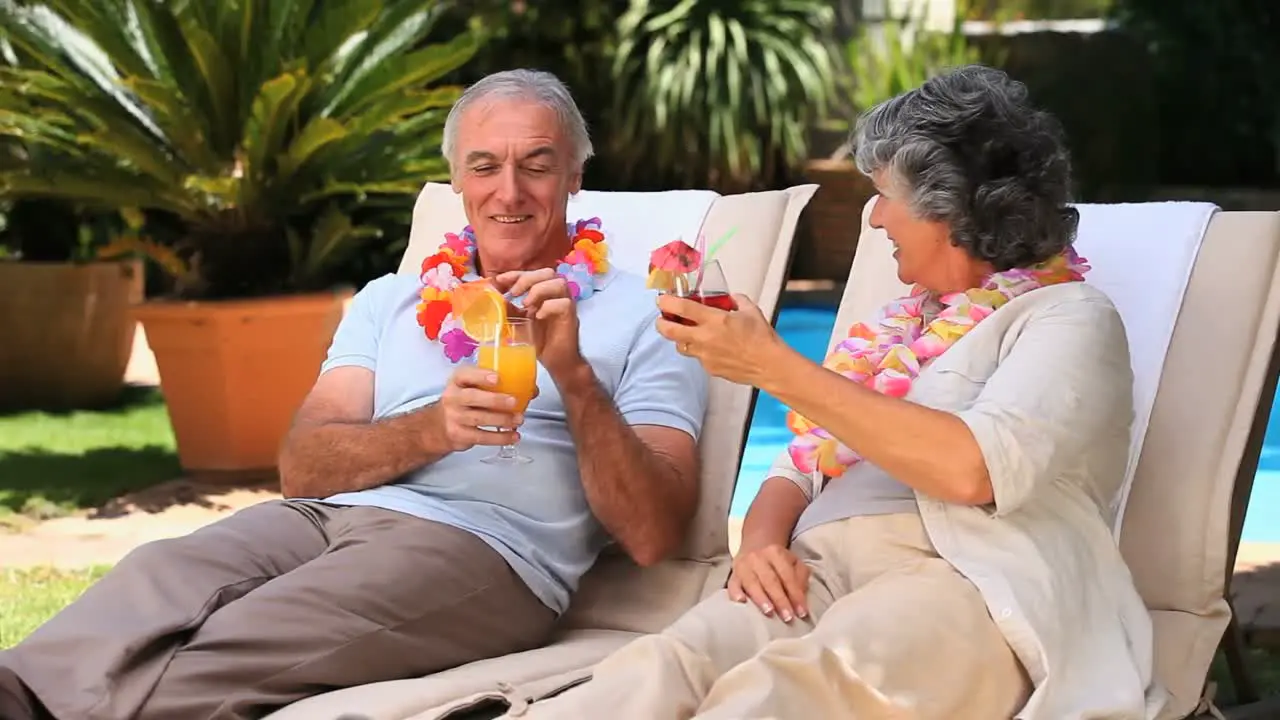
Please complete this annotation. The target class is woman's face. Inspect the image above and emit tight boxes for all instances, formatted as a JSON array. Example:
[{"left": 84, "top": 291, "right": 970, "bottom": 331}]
[{"left": 869, "top": 171, "right": 988, "bottom": 293}]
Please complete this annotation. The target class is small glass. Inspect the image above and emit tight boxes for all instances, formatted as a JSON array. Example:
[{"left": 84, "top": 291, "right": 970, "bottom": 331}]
[
  {"left": 659, "top": 259, "right": 736, "bottom": 326},
  {"left": 476, "top": 318, "right": 537, "bottom": 465}
]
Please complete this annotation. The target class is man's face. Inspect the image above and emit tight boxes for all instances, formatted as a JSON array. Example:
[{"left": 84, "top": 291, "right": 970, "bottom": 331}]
[{"left": 451, "top": 98, "right": 583, "bottom": 271}]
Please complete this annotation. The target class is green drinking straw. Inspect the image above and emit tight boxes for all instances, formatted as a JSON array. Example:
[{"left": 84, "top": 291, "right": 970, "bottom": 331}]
[{"left": 706, "top": 227, "right": 739, "bottom": 260}]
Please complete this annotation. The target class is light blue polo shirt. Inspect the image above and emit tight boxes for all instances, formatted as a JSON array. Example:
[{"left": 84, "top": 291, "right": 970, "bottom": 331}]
[{"left": 313, "top": 267, "right": 709, "bottom": 614}]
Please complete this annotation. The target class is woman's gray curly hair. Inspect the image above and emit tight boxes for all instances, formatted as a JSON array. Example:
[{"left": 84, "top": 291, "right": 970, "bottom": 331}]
[{"left": 853, "top": 64, "right": 1078, "bottom": 271}]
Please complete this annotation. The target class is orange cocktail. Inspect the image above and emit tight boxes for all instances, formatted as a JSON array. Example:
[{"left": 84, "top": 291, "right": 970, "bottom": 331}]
[
  {"left": 477, "top": 341, "right": 537, "bottom": 413},
  {"left": 476, "top": 317, "right": 537, "bottom": 464}
]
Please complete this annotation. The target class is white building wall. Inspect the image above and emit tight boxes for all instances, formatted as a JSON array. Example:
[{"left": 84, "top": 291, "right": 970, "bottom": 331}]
[{"left": 861, "top": 0, "right": 959, "bottom": 32}]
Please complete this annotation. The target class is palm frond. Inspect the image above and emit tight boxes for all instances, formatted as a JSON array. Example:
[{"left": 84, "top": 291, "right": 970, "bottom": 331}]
[
  {"left": 610, "top": 0, "right": 838, "bottom": 190},
  {"left": 0, "top": 0, "right": 477, "bottom": 298}
]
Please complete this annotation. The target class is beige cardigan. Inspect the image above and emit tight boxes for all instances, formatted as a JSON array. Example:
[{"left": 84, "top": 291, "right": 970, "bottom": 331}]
[{"left": 769, "top": 281, "right": 1167, "bottom": 720}]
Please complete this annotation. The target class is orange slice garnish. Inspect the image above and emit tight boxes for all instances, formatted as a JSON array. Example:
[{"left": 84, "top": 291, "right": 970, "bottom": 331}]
[
  {"left": 452, "top": 280, "right": 507, "bottom": 343},
  {"left": 645, "top": 268, "right": 690, "bottom": 295}
]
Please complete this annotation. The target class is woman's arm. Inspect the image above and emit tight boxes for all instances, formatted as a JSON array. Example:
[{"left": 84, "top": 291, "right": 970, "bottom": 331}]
[
  {"left": 655, "top": 292, "right": 1129, "bottom": 512},
  {"left": 757, "top": 297, "right": 1131, "bottom": 513},
  {"left": 738, "top": 476, "right": 811, "bottom": 553},
  {"left": 730, "top": 477, "right": 813, "bottom": 621},
  {"left": 759, "top": 345, "right": 993, "bottom": 505},
  {"left": 654, "top": 292, "right": 990, "bottom": 505}
]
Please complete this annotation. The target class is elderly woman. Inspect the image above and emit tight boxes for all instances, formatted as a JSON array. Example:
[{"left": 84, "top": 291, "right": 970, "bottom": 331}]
[{"left": 522, "top": 65, "right": 1164, "bottom": 720}]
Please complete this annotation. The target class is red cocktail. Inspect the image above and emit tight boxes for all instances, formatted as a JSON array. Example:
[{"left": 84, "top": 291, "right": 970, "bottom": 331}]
[{"left": 662, "top": 290, "right": 737, "bottom": 325}]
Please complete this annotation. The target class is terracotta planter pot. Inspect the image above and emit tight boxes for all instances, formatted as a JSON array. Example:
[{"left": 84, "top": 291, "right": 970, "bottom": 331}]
[
  {"left": 133, "top": 290, "right": 352, "bottom": 472},
  {"left": 793, "top": 158, "right": 877, "bottom": 280},
  {"left": 0, "top": 259, "right": 143, "bottom": 411}
]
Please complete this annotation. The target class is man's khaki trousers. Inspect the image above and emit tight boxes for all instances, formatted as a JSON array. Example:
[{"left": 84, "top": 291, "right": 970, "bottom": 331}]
[{"left": 0, "top": 500, "right": 555, "bottom": 720}]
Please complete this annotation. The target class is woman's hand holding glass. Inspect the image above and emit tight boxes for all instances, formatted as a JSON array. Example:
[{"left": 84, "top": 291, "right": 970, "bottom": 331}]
[
  {"left": 655, "top": 284, "right": 789, "bottom": 388},
  {"left": 656, "top": 259, "right": 737, "bottom": 324}
]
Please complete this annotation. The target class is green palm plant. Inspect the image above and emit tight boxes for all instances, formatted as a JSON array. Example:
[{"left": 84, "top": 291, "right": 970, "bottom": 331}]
[
  {"left": 847, "top": 5, "right": 983, "bottom": 117},
  {"left": 610, "top": 0, "right": 838, "bottom": 191},
  {"left": 0, "top": 0, "right": 479, "bottom": 299}
]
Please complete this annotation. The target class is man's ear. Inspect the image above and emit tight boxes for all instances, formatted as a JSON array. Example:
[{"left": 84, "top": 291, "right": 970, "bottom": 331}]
[{"left": 569, "top": 168, "right": 583, "bottom": 195}]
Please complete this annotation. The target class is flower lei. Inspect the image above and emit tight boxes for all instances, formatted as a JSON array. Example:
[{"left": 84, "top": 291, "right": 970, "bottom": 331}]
[
  {"left": 786, "top": 246, "right": 1091, "bottom": 479},
  {"left": 415, "top": 218, "right": 609, "bottom": 363}
]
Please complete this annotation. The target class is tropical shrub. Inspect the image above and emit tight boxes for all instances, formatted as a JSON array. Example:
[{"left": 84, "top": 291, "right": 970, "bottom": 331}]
[
  {"left": 0, "top": 0, "right": 480, "bottom": 299},
  {"left": 609, "top": 0, "right": 839, "bottom": 191}
]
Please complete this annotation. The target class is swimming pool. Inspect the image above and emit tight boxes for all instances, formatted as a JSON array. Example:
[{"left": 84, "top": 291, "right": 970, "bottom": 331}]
[{"left": 734, "top": 302, "right": 1280, "bottom": 543}]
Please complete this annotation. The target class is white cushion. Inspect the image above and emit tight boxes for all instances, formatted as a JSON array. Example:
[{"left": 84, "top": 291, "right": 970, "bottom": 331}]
[{"left": 1068, "top": 201, "right": 1216, "bottom": 533}]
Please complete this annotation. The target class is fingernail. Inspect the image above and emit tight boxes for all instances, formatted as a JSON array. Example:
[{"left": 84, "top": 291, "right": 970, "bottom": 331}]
[
  {"left": 506, "top": 397, "right": 516, "bottom": 407},
  {"left": 761, "top": 603, "right": 773, "bottom": 615},
  {"left": 513, "top": 414, "right": 524, "bottom": 424},
  {"left": 796, "top": 607, "right": 808, "bottom": 619},
  {"left": 486, "top": 374, "right": 498, "bottom": 384},
  {"left": 781, "top": 610, "right": 793, "bottom": 622}
]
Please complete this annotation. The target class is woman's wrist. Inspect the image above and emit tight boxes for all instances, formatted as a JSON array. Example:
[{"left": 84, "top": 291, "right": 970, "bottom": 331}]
[
  {"left": 739, "top": 530, "right": 792, "bottom": 554},
  {"left": 736, "top": 477, "right": 808, "bottom": 554},
  {"left": 754, "top": 337, "right": 800, "bottom": 396}
]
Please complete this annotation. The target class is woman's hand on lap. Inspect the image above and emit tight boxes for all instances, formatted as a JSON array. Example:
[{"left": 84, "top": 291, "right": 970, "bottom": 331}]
[{"left": 728, "top": 543, "right": 811, "bottom": 622}]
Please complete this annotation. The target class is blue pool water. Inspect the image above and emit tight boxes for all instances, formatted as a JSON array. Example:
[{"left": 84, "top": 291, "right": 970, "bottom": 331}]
[{"left": 733, "top": 302, "right": 1280, "bottom": 543}]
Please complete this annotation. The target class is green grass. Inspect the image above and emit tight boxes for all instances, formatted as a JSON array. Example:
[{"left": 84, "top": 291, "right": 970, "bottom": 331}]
[
  {"left": 1210, "top": 646, "right": 1280, "bottom": 705},
  {"left": 0, "top": 387, "right": 180, "bottom": 527},
  {"left": 0, "top": 566, "right": 109, "bottom": 648}
]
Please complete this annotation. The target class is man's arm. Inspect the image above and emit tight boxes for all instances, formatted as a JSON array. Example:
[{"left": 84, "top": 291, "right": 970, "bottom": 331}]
[
  {"left": 555, "top": 362, "right": 700, "bottom": 567},
  {"left": 498, "top": 268, "right": 708, "bottom": 567},
  {"left": 277, "top": 367, "right": 453, "bottom": 499},
  {"left": 277, "top": 273, "right": 523, "bottom": 499},
  {"left": 279, "top": 365, "right": 525, "bottom": 498}
]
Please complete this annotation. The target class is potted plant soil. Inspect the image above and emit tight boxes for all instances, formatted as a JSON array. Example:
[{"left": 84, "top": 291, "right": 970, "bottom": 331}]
[
  {"left": 0, "top": 199, "right": 142, "bottom": 411},
  {"left": 0, "top": 1, "right": 478, "bottom": 472}
]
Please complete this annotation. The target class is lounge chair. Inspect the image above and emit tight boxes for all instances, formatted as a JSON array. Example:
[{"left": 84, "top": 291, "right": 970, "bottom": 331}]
[
  {"left": 271, "top": 191, "right": 1280, "bottom": 720},
  {"left": 831, "top": 198, "right": 1280, "bottom": 720},
  {"left": 264, "top": 182, "right": 819, "bottom": 719}
]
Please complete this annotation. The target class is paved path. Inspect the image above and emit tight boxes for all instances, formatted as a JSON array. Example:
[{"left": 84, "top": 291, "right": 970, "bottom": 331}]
[
  {"left": 0, "top": 478, "right": 280, "bottom": 569},
  {"left": 124, "top": 321, "right": 157, "bottom": 386}
]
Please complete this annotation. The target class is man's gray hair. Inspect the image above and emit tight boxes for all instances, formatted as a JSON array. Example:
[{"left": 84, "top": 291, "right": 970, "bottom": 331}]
[
  {"left": 853, "top": 64, "right": 1079, "bottom": 271},
  {"left": 442, "top": 69, "right": 594, "bottom": 170}
]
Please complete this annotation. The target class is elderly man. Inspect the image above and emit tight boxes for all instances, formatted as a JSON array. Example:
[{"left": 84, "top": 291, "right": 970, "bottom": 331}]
[{"left": 0, "top": 69, "right": 708, "bottom": 720}]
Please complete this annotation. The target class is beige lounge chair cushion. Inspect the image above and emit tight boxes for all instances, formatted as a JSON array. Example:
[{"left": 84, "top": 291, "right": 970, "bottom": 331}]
[
  {"left": 264, "top": 183, "right": 816, "bottom": 720},
  {"left": 1121, "top": 211, "right": 1280, "bottom": 718},
  {"left": 838, "top": 199, "right": 1280, "bottom": 720}
]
